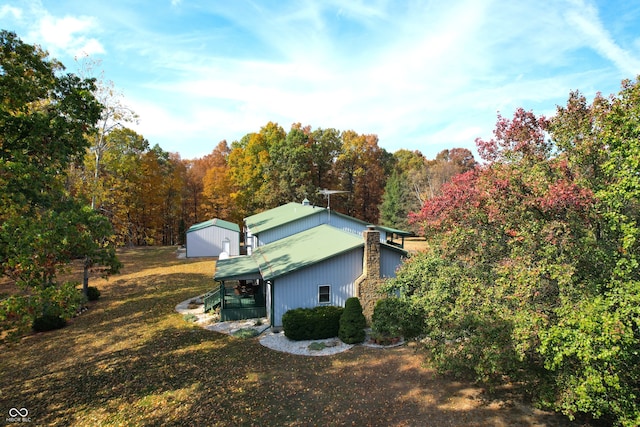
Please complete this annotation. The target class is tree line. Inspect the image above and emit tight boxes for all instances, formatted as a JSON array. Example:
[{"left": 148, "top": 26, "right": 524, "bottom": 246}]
[{"left": 71, "top": 122, "right": 475, "bottom": 247}]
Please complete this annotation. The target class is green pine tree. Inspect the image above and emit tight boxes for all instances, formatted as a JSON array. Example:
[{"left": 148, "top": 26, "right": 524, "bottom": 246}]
[
  {"left": 379, "top": 170, "right": 411, "bottom": 230},
  {"left": 339, "top": 297, "right": 367, "bottom": 344}
]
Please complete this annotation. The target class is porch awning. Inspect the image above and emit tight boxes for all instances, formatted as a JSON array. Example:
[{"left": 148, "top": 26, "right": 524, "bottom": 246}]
[{"left": 214, "top": 255, "right": 261, "bottom": 281}]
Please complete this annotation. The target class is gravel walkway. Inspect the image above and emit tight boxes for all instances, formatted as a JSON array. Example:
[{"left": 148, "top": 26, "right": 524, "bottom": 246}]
[{"left": 176, "top": 295, "right": 403, "bottom": 356}]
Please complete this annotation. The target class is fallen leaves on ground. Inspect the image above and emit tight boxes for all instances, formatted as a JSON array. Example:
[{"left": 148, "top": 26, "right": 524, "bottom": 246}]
[{"left": 0, "top": 247, "right": 578, "bottom": 426}]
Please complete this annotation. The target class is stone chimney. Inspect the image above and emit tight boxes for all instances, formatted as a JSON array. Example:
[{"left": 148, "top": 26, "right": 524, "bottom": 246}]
[{"left": 357, "top": 225, "right": 381, "bottom": 322}]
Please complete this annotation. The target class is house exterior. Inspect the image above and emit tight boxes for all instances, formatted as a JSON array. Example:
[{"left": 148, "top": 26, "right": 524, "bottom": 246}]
[
  {"left": 186, "top": 218, "right": 240, "bottom": 258},
  {"left": 210, "top": 202, "right": 408, "bottom": 327},
  {"left": 243, "top": 201, "right": 408, "bottom": 250}
]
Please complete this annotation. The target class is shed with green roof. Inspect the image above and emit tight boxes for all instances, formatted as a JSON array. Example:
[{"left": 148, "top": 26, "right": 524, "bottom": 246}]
[{"left": 186, "top": 218, "right": 240, "bottom": 258}]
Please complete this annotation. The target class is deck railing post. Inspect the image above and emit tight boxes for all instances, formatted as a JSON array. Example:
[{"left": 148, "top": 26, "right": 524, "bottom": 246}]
[{"left": 219, "top": 281, "right": 225, "bottom": 309}]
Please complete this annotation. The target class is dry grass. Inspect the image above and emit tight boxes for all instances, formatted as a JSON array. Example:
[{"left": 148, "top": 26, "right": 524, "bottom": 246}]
[
  {"left": 0, "top": 247, "right": 578, "bottom": 426},
  {"left": 403, "top": 236, "right": 429, "bottom": 253}
]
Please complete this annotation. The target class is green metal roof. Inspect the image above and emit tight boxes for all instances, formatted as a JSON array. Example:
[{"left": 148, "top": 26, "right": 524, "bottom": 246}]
[
  {"left": 253, "top": 224, "right": 363, "bottom": 280},
  {"left": 375, "top": 225, "right": 413, "bottom": 236},
  {"left": 187, "top": 218, "right": 240, "bottom": 233},
  {"left": 213, "top": 223, "right": 408, "bottom": 281},
  {"left": 244, "top": 202, "right": 325, "bottom": 234},
  {"left": 214, "top": 255, "right": 261, "bottom": 280}
]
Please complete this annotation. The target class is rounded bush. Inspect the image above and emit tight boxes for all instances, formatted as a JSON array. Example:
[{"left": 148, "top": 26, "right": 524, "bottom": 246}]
[
  {"left": 282, "top": 308, "right": 312, "bottom": 340},
  {"left": 282, "top": 306, "right": 343, "bottom": 341},
  {"left": 86, "top": 286, "right": 101, "bottom": 301},
  {"left": 32, "top": 314, "right": 67, "bottom": 332},
  {"left": 372, "top": 297, "right": 422, "bottom": 339},
  {"left": 339, "top": 297, "right": 366, "bottom": 344}
]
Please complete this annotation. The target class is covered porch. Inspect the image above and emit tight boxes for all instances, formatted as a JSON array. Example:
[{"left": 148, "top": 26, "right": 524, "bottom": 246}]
[{"left": 209, "top": 254, "right": 268, "bottom": 322}]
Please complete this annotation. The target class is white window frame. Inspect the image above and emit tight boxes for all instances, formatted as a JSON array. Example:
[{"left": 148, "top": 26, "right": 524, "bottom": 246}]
[{"left": 318, "top": 285, "right": 331, "bottom": 304}]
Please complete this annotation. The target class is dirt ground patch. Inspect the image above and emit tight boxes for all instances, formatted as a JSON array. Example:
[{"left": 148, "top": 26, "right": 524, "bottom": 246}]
[{"left": 0, "top": 247, "right": 581, "bottom": 426}]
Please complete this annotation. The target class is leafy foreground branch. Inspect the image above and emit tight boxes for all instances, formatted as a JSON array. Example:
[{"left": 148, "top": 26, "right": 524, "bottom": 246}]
[{"left": 396, "top": 79, "right": 640, "bottom": 427}]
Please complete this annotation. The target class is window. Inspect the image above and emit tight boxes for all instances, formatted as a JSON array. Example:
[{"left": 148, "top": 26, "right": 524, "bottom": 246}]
[{"left": 318, "top": 285, "right": 331, "bottom": 304}]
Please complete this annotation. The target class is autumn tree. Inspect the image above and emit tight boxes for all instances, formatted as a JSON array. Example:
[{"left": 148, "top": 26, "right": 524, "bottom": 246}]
[
  {"left": 334, "top": 131, "right": 391, "bottom": 223},
  {"left": 0, "top": 31, "right": 119, "bottom": 337},
  {"left": 397, "top": 107, "right": 601, "bottom": 414},
  {"left": 130, "top": 144, "right": 184, "bottom": 245},
  {"left": 186, "top": 140, "right": 229, "bottom": 224},
  {"left": 76, "top": 57, "right": 137, "bottom": 210},
  {"left": 420, "top": 148, "right": 477, "bottom": 200},
  {"left": 69, "top": 127, "right": 149, "bottom": 246},
  {"left": 71, "top": 205, "right": 122, "bottom": 297},
  {"left": 266, "top": 123, "right": 314, "bottom": 205},
  {"left": 228, "top": 122, "right": 284, "bottom": 217},
  {"left": 307, "top": 127, "right": 342, "bottom": 205},
  {"left": 392, "top": 90, "right": 640, "bottom": 425},
  {"left": 539, "top": 79, "right": 640, "bottom": 426},
  {"left": 201, "top": 140, "right": 237, "bottom": 223},
  {"left": 392, "top": 149, "right": 428, "bottom": 207}
]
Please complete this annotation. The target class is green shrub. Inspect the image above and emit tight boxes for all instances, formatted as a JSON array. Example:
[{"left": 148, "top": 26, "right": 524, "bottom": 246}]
[
  {"left": 183, "top": 313, "right": 198, "bottom": 323},
  {"left": 232, "top": 328, "right": 259, "bottom": 339},
  {"left": 308, "top": 341, "right": 327, "bottom": 351},
  {"left": 282, "top": 306, "right": 343, "bottom": 341},
  {"left": 371, "top": 297, "right": 422, "bottom": 339},
  {"left": 313, "top": 305, "right": 343, "bottom": 338},
  {"left": 32, "top": 314, "right": 67, "bottom": 332},
  {"left": 282, "top": 308, "right": 312, "bottom": 340},
  {"left": 339, "top": 297, "right": 366, "bottom": 344},
  {"left": 539, "top": 287, "right": 640, "bottom": 426},
  {"left": 86, "top": 286, "right": 101, "bottom": 301}
]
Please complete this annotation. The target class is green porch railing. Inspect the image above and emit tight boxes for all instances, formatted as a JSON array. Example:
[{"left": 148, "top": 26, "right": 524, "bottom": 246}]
[
  {"left": 203, "top": 290, "right": 221, "bottom": 313},
  {"left": 205, "top": 282, "right": 267, "bottom": 321},
  {"left": 221, "top": 292, "right": 266, "bottom": 321},
  {"left": 221, "top": 306, "right": 267, "bottom": 321}
]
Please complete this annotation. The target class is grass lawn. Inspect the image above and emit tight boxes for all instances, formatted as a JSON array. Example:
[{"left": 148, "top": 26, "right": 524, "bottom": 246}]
[{"left": 0, "top": 247, "right": 577, "bottom": 426}]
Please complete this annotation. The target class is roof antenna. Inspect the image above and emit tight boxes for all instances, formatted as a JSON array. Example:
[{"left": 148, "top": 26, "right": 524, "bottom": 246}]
[{"left": 317, "top": 189, "right": 349, "bottom": 222}]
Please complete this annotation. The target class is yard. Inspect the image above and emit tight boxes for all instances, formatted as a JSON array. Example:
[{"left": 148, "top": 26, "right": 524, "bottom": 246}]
[{"left": 0, "top": 247, "right": 579, "bottom": 426}]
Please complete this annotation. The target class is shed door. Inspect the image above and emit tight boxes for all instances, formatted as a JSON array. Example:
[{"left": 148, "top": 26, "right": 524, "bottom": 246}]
[{"left": 223, "top": 238, "right": 230, "bottom": 254}]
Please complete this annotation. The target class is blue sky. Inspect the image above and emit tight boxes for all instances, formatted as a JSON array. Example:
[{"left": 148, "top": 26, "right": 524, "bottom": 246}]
[{"left": 1, "top": 0, "right": 640, "bottom": 160}]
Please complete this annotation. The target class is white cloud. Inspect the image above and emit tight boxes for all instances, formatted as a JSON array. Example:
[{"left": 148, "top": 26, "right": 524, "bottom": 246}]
[
  {"left": 0, "top": 2, "right": 105, "bottom": 58},
  {"left": 0, "top": 5, "right": 22, "bottom": 20},
  {"left": 34, "top": 14, "right": 105, "bottom": 57},
  {"left": 566, "top": 0, "right": 640, "bottom": 76},
  {"left": 6, "top": 0, "right": 635, "bottom": 160},
  {"left": 123, "top": 0, "right": 606, "bottom": 157}
]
